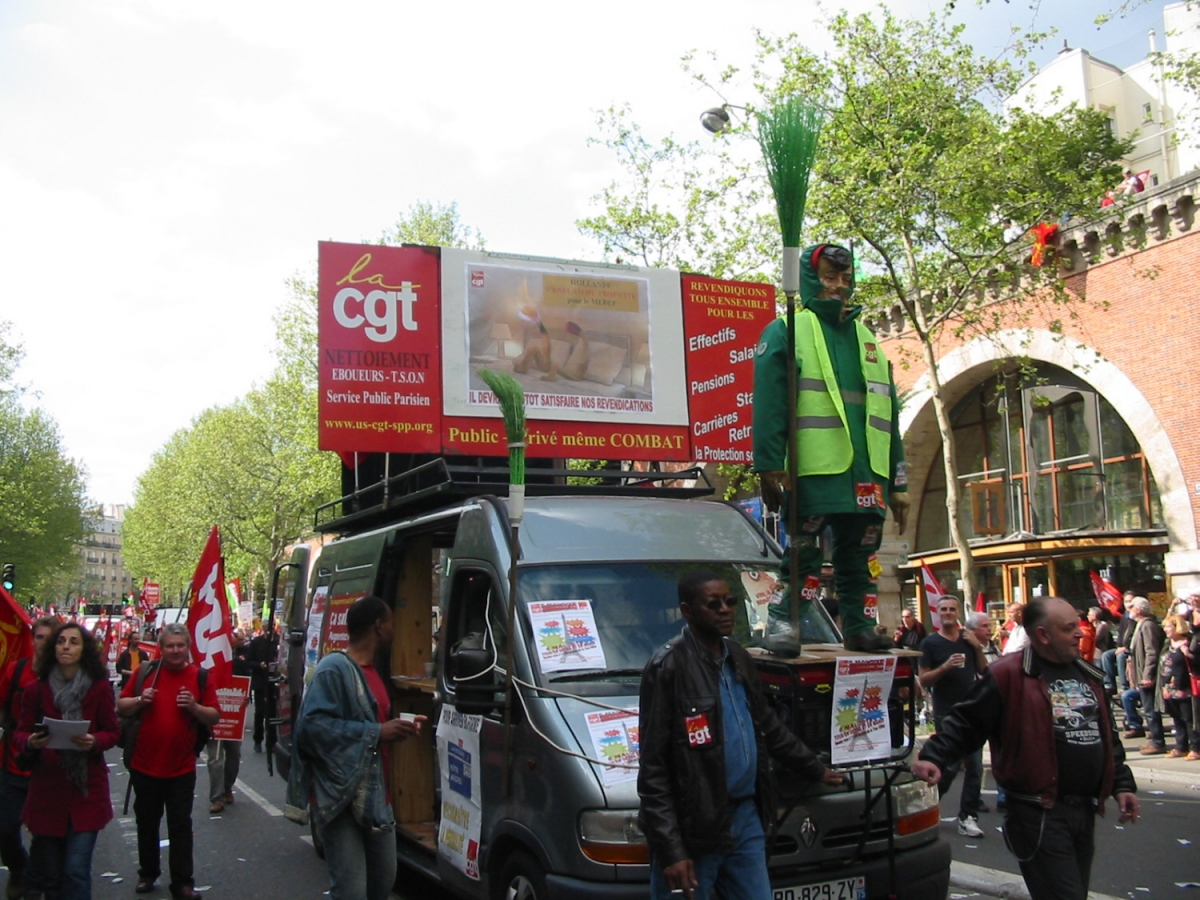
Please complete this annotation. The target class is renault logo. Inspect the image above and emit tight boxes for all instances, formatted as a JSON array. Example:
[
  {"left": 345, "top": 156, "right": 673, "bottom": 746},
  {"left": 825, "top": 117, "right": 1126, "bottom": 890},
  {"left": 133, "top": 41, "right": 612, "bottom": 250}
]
[{"left": 799, "top": 817, "right": 819, "bottom": 848}]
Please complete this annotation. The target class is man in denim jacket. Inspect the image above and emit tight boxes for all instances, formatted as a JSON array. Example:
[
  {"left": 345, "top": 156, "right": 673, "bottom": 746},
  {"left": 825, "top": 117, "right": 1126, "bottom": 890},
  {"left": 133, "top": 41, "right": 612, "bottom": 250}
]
[{"left": 286, "top": 596, "right": 424, "bottom": 900}]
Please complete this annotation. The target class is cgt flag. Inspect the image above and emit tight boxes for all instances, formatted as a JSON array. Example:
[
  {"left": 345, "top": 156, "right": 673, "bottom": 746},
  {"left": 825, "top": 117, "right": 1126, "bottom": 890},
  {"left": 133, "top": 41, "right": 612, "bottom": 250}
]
[
  {"left": 1089, "top": 571, "right": 1125, "bottom": 617},
  {"left": 187, "top": 526, "right": 236, "bottom": 690},
  {"left": 920, "top": 563, "right": 947, "bottom": 614},
  {"left": 0, "top": 585, "right": 33, "bottom": 670}
]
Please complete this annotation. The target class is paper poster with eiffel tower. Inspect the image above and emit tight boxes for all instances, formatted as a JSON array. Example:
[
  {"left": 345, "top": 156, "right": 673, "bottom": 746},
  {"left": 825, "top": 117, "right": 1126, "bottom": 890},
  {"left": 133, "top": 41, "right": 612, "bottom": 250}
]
[{"left": 831, "top": 655, "right": 897, "bottom": 765}]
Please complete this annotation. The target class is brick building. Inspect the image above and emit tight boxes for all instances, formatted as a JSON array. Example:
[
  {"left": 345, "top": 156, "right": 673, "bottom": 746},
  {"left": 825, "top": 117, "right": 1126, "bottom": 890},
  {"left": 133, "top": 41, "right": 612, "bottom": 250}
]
[{"left": 879, "top": 174, "right": 1200, "bottom": 617}]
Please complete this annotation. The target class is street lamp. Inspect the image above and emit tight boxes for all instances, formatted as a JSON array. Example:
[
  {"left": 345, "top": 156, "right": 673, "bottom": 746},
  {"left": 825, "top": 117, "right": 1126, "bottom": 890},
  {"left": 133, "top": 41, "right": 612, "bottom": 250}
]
[{"left": 699, "top": 103, "right": 749, "bottom": 135}]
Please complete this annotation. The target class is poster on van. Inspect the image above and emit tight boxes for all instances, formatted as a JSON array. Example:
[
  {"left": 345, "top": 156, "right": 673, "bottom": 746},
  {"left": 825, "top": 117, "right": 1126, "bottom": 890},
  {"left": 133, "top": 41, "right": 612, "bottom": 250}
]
[
  {"left": 584, "top": 707, "right": 640, "bottom": 787},
  {"left": 527, "top": 600, "right": 607, "bottom": 672},
  {"left": 304, "top": 587, "right": 328, "bottom": 685},
  {"left": 830, "top": 655, "right": 897, "bottom": 765},
  {"left": 436, "top": 707, "right": 483, "bottom": 881}
]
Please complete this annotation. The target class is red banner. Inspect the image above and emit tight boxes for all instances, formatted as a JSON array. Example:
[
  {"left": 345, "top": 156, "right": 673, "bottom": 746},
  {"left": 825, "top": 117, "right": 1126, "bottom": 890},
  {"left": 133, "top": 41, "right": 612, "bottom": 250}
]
[
  {"left": 681, "top": 275, "right": 777, "bottom": 467},
  {"left": 318, "top": 243, "right": 443, "bottom": 455},
  {"left": 187, "top": 526, "right": 236, "bottom": 689},
  {"left": 317, "top": 243, "right": 779, "bottom": 464},
  {"left": 0, "top": 586, "right": 32, "bottom": 671},
  {"left": 211, "top": 674, "right": 251, "bottom": 741},
  {"left": 1090, "top": 571, "right": 1124, "bottom": 617}
]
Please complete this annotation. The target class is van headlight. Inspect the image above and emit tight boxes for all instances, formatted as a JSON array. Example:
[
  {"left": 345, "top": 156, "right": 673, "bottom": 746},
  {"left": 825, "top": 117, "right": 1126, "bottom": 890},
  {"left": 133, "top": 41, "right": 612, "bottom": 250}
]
[
  {"left": 891, "top": 779, "right": 940, "bottom": 836},
  {"left": 578, "top": 810, "right": 649, "bottom": 865}
]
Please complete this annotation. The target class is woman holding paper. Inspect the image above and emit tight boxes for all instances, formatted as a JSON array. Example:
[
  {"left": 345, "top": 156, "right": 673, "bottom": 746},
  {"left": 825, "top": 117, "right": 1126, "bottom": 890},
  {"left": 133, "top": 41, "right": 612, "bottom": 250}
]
[{"left": 14, "top": 622, "right": 119, "bottom": 900}]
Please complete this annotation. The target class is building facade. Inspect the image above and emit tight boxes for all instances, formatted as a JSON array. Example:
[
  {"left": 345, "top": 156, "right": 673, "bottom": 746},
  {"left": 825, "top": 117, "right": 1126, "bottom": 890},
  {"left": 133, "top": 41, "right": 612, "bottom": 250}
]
[
  {"left": 1005, "top": 2, "right": 1200, "bottom": 189},
  {"left": 75, "top": 503, "right": 136, "bottom": 606},
  {"left": 880, "top": 172, "right": 1200, "bottom": 617}
]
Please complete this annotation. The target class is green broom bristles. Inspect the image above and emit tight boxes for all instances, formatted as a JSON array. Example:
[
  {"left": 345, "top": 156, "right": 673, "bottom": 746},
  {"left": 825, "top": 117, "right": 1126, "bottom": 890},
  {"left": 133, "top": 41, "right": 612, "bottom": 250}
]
[
  {"left": 479, "top": 369, "right": 526, "bottom": 486},
  {"left": 756, "top": 96, "right": 824, "bottom": 247}
]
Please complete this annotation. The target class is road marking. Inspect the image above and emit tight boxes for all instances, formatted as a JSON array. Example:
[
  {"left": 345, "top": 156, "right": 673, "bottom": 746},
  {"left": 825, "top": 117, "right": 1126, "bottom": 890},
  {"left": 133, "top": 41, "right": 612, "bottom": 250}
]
[
  {"left": 300, "top": 835, "right": 314, "bottom": 847},
  {"left": 235, "top": 781, "right": 284, "bottom": 817}
]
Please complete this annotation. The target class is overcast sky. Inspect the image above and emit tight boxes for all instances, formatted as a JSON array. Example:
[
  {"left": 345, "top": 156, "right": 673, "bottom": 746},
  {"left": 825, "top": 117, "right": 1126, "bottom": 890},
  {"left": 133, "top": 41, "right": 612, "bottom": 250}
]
[{"left": 0, "top": 0, "right": 1168, "bottom": 506}]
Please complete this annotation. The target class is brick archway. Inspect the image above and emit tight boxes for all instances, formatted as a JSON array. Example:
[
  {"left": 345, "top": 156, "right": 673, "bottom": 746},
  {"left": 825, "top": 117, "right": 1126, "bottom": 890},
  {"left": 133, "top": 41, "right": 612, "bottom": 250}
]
[{"left": 899, "top": 328, "right": 1197, "bottom": 555}]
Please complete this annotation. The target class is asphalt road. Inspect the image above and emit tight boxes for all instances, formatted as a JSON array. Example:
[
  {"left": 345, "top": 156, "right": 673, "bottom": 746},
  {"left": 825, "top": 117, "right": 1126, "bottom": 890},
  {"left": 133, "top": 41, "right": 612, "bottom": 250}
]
[
  {"left": 935, "top": 735, "right": 1200, "bottom": 900},
  {"left": 73, "top": 738, "right": 457, "bottom": 900}
]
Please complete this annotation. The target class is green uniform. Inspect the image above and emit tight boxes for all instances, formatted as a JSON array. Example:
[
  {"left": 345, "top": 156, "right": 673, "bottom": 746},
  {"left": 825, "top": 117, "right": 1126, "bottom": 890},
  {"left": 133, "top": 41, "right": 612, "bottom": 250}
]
[{"left": 751, "top": 244, "right": 907, "bottom": 638}]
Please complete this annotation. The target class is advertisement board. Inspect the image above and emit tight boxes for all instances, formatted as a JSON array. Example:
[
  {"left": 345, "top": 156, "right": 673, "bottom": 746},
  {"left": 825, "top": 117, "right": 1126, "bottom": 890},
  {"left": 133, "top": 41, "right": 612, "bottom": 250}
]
[
  {"left": 318, "top": 243, "right": 442, "bottom": 454},
  {"left": 681, "top": 275, "right": 776, "bottom": 467},
  {"left": 317, "top": 242, "right": 777, "bottom": 462}
]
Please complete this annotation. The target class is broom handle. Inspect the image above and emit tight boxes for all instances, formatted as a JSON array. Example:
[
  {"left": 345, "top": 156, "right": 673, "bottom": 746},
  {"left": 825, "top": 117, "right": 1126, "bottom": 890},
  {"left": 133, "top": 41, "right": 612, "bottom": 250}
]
[{"left": 785, "top": 290, "right": 801, "bottom": 648}]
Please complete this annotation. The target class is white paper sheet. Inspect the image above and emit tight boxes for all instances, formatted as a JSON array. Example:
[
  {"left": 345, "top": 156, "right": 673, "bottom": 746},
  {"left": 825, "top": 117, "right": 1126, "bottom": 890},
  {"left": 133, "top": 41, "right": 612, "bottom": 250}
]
[{"left": 41, "top": 717, "right": 91, "bottom": 750}]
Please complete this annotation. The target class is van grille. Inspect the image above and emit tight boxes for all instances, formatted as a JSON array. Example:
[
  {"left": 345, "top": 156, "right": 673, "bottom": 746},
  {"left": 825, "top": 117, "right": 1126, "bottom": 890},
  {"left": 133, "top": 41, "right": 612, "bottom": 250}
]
[{"left": 821, "top": 821, "right": 891, "bottom": 849}]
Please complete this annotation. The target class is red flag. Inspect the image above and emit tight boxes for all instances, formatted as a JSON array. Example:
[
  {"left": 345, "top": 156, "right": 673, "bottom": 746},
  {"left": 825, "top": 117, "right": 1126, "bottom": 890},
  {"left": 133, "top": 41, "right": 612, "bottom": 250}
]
[
  {"left": 0, "top": 586, "right": 33, "bottom": 669},
  {"left": 1089, "top": 571, "right": 1124, "bottom": 617},
  {"left": 187, "top": 526, "right": 235, "bottom": 689},
  {"left": 975, "top": 591, "right": 987, "bottom": 614},
  {"left": 920, "top": 563, "right": 946, "bottom": 614},
  {"left": 138, "top": 578, "right": 161, "bottom": 617}
]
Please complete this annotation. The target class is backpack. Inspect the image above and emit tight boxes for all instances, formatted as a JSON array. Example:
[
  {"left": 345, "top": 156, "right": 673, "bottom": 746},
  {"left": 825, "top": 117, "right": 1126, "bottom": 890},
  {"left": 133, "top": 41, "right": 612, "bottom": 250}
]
[{"left": 118, "top": 661, "right": 211, "bottom": 770}]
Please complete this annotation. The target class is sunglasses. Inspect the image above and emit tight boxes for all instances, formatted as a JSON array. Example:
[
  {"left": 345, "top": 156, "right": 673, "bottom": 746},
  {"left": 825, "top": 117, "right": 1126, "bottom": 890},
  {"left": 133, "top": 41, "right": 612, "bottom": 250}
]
[{"left": 703, "top": 597, "right": 739, "bottom": 612}]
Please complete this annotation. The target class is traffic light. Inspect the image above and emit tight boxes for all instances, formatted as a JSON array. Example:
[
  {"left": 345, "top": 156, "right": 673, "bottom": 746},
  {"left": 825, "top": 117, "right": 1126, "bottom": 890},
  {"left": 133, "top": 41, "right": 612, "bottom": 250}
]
[{"left": 1, "top": 563, "right": 14, "bottom": 593}]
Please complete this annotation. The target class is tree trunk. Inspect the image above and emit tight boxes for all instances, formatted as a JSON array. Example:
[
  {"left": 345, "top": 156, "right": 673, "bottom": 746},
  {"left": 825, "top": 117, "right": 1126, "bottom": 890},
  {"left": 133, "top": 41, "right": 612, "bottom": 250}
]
[
  {"left": 915, "top": 335, "right": 978, "bottom": 605},
  {"left": 898, "top": 235, "right": 978, "bottom": 606}
]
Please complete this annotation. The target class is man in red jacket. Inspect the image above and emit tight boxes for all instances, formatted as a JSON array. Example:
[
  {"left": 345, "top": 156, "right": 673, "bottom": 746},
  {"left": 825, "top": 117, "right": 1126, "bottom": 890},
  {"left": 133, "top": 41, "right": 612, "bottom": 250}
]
[
  {"left": 118, "top": 623, "right": 219, "bottom": 900},
  {"left": 912, "top": 597, "right": 1138, "bottom": 900},
  {"left": 0, "top": 617, "right": 57, "bottom": 900}
]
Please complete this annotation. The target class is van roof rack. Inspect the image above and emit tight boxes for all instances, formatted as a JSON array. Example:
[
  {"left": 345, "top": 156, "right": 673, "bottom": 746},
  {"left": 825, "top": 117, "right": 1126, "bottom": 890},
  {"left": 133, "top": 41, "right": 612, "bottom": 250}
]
[{"left": 314, "top": 457, "right": 715, "bottom": 534}]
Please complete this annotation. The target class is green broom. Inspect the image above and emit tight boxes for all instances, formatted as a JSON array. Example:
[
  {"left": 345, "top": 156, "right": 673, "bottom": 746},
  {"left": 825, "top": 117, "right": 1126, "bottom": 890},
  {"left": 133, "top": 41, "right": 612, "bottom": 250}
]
[
  {"left": 755, "top": 96, "right": 824, "bottom": 656},
  {"left": 479, "top": 368, "right": 526, "bottom": 520},
  {"left": 479, "top": 368, "right": 527, "bottom": 796}
]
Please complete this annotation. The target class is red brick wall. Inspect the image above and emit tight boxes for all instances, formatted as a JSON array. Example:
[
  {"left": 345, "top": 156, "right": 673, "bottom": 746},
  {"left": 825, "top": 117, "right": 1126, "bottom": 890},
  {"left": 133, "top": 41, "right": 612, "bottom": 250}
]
[{"left": 885, "top": 230, "right": 1200, "bottom": 533}]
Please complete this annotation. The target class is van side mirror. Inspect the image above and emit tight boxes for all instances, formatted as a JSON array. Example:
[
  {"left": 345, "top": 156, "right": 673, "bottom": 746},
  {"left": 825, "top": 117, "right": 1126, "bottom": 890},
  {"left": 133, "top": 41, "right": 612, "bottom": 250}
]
[{"left": 452, "top": 647, "right": 503, "bottom": 716}]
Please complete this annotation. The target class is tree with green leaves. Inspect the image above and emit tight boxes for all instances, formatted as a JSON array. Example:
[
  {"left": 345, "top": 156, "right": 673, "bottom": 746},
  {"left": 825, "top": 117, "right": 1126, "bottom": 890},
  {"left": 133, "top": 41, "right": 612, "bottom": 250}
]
[
  {"left": 0, "top": 323, "right": 89, "bottom": 603},
  {"left": 123, "top": 374, "right": 339, "bottom": 599},
  {"left": 583, "top": 8, "right": 1131, "bottom": 601}
]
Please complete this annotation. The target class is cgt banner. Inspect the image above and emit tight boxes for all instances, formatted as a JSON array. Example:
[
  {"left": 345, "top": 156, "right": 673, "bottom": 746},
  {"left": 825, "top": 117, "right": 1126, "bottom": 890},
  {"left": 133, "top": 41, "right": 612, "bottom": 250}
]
[{"left": 317, "top": 242, "right": 776, "bottom": 462}]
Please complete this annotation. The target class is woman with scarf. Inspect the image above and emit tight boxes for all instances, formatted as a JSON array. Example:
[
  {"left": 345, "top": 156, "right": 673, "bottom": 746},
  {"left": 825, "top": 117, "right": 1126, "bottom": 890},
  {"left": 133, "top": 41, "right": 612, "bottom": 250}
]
[{"left": 14, "top": 622, "right": 119, "bottom": 900}]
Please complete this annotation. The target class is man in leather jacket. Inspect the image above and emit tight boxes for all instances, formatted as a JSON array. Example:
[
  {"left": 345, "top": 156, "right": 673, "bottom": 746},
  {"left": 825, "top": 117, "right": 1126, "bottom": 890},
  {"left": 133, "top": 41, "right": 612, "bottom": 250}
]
[
  {"left": 911, "top": 597, "right": 1138, "bottom": 900},
  {"left": 638, "top": 571, "right": 844, "bottom": 900}
]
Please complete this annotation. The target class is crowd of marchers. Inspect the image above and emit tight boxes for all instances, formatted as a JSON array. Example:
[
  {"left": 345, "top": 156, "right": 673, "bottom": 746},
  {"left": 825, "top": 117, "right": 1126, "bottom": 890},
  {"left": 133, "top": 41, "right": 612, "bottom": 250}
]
[{"left": 0, "top": 621, "right": 277, "bottom": 900}]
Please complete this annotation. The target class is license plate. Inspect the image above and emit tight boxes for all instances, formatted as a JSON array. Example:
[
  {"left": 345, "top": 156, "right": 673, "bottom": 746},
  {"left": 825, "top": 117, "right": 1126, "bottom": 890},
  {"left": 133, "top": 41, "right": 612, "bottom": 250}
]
[{"left": 773, "top": 876, "right": 865, "bottom": 900}]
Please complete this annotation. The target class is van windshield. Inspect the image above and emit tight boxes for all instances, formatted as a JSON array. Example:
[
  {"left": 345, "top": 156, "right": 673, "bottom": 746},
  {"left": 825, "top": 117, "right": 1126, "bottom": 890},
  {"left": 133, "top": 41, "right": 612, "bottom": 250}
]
[{"left": 518, "top": 562, "right": 841, "bottom": 687}]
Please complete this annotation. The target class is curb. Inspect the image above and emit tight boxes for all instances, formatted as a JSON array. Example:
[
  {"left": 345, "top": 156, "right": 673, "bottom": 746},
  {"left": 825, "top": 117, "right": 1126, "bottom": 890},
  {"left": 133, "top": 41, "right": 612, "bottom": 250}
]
[
  {"left": 950, "top": 861, "right": 1125, "bottom": 900},
  {"left": 1123, "top": 761, "right": 1200, "bottom": 789}
]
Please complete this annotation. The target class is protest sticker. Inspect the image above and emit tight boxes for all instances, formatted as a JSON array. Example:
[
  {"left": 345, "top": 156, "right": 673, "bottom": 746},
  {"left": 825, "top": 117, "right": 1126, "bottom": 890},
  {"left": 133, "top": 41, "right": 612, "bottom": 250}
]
[
  {"left": 528, "top": 600, "right": 606, "bottom": 672},
  {"left": 584, "top": 707, "right": 640, "bottom": 787},
  {"left": 831, "top": 655, "right": 897, "bottom": 765},
  {"left": 437, "top": 707, "right": 484, "bottom": 881}
]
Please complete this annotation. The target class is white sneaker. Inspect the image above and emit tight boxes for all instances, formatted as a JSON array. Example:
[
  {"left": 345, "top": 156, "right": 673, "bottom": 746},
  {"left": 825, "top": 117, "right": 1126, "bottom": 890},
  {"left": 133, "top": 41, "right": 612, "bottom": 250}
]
[{"left": 957, "top": 815, "right": 985, "bottom": 838}]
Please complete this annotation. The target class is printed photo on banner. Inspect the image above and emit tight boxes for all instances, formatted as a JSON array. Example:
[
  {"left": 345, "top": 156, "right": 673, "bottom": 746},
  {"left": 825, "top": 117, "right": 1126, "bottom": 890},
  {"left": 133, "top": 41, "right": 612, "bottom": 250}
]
[
  {"left": 463, "top": 264, "right": 653, "bottom": 412},
  {"left": 437, "top": 707, "right": 484, "bottom": 881},
  {"left": 584, "top": 707, "right": 640, "bottom": 787},
  {"left": 527, "top": 600, "right": 607, "bottom": 672},
  {"left": 439, "top": 249, "right": 690, "bottom": 427},
  {"left": 831, "top": 656, "right": 897, "bottom": 765}
]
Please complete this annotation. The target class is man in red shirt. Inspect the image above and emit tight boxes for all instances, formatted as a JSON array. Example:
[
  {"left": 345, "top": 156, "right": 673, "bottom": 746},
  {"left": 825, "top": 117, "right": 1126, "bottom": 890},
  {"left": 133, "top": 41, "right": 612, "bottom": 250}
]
[
  {"left": 0, "top": 617, "right": 56, "bottom": 900},
  {"left": 118, "top": 623, "right": 219, "bottom": 900}
]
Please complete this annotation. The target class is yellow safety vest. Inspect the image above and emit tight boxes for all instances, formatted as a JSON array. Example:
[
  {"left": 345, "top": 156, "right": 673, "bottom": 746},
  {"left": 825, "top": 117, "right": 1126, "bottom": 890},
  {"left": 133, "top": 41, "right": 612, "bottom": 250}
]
[{"left": 792, "top": 309, "right": 893, "bottom": 477}]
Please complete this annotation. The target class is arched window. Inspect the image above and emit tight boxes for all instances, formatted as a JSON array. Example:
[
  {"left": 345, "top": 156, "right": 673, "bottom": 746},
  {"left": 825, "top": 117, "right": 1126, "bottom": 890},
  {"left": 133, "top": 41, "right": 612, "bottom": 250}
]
[{"left": 915, "top": 365, "right": 1162, "bottom": 552}]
